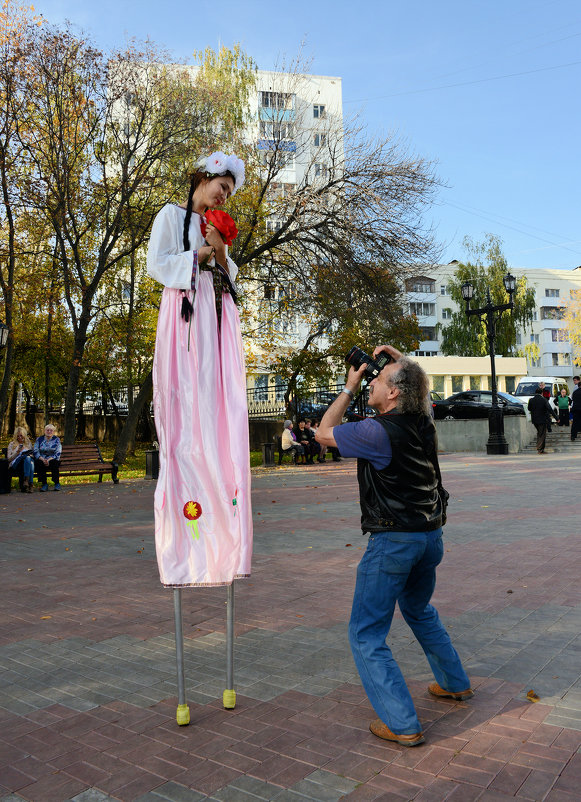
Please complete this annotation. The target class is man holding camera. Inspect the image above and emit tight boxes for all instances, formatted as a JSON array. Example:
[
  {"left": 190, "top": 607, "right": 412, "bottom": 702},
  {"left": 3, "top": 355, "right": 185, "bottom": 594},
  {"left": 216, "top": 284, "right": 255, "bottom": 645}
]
[{"left": 316, "top": 345, "right": 472, "bottom": 747}]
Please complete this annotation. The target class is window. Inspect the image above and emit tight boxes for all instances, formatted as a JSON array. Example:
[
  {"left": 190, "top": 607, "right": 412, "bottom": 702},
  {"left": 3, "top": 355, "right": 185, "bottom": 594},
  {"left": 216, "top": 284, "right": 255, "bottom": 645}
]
[
  {"left": 314, "top": 162, "right": 328, "bottom": 179},
  {"left": 452, "top": 376, "right": 463, "bottom": 393},
  {"left": 541, "top": 307, "right": 564, "bottom": 320},
  {"left": 313, "top": 104, "right": 325, "bottom": 118},
  {"left": 532, "top": 310, "right": 538, "bottom": 321},
  {"left": 440, "top": 285, "right": 448, "bottom": 295},
  {"left": 253, "top": 375, "right": 269, "bottom": 401},
  {"left": 469, "top": 376, "right": 481, "bottom": 390},
  {"left": 515, "top": 333, "right": 521, "bottom": 345},
  {"left": 551, "top": 329, "right": 569, "bottom": 342},
  {"left": 313, "top": 133, "right": 327, "bottom": 147},
  {"left": 259, "top": 150, "right": 295, "bottom": 170},
  {"left": 266, "top": 182, "right": 295, "bottom": 201},
  {"left": 432, "top": 376, "right": 445, "bottom": 393},
  {"left": 261, "top": 91, "right": 293, "bottom": 110},
  {"left": 259, "top": 120, "right": 295, "bottom": 139},
  {"left": 442, "top": 308, "right": 452, "bottom": 320},
  {"left": 266, "top": 220, "right": 282, "bottom": 233},
  {"left": 420, "top": 327, "right": 436, "bottom": 341},
  {"left": 263, "top": 283, "right": 276, "bottom": 300},
  {"left": 409, "top": 280, "right": 435, "bottom": 293},
  {"left": 505, "top": 376, "right": 516, "bottom": 393},
  {"left": 409, "top": 302, "right": 435, "bottom": 316},
  {"left": 414, "top": 350, "right": 438, "bottom": 356},
  {"left": 545, "top": 288, "right": 560, "bottom": 298},
  {"left": 273, "top": 376, "right": 285, "bottom": 401},
  {"left": 530, "top": 333, "right": 539, "bottom": 344},
  {"left": 119, "top": 280, "right": 131, "bottom": 301},
  {"left": 552, "top": 353, "right": 559, "bottom": 366}
]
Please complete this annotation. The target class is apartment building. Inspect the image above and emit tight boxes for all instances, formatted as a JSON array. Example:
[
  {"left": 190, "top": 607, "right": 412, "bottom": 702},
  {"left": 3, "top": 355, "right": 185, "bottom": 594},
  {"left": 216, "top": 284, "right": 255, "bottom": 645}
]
[
  {"left": 245, "top": 71, "right": 344, "bottom": 398},
  {"left": 407, "top": 263, "right": 581, "bottom": 382}
]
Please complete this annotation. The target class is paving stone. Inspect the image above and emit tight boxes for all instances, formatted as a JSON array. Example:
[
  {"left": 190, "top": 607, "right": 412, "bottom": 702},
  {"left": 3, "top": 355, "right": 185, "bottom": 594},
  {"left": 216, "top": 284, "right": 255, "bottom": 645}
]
[{"left": 2, "top": 458, "right": 581, "bottom": 801}]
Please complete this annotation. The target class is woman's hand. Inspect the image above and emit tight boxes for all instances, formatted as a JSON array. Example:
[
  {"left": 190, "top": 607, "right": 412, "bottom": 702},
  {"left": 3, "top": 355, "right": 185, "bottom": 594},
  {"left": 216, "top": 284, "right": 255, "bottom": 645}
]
[{"left": 205, "top": 223, "right": 227, "bottom": 264}]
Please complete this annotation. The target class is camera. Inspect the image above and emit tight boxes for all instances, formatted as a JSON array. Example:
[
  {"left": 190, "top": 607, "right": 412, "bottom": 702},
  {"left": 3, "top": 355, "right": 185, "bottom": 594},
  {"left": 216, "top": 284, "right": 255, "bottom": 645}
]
[{"left": 345, "top": 346, "right": 393, "bottom": 381}]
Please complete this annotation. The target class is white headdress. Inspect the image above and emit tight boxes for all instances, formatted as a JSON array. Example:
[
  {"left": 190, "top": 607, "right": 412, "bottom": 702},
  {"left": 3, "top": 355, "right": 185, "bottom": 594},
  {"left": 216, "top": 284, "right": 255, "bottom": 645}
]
[{"left": 196, "top": 151, "right": 245, "bottom": 194}]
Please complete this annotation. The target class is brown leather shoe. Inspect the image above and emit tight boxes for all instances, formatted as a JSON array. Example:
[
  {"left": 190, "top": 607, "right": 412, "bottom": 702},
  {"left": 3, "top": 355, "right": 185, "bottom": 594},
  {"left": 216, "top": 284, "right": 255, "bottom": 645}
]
[
  {"left": 369, "top": 718, "right": 425, "bottom": 746},
  {"left": 428, "top": 682, "right": 474, "bottom": 701}
]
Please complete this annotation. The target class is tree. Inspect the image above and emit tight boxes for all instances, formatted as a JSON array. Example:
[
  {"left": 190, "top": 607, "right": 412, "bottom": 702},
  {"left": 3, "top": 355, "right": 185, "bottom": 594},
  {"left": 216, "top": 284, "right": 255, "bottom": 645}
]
[
  {"left": 225, "top": 63, "right": 439, "bottom": 395},
  {"left": 18, "top": 27, "right": 243, "bottom": 443},
  {"left": 0, "top": 0, "right": 42, "bottom": 426},
  {"left": 439, "top": 235, "right": 536, "bottom": 357},
  {"left": 563, "top": 289, "right": 581, "bottom": 367}
]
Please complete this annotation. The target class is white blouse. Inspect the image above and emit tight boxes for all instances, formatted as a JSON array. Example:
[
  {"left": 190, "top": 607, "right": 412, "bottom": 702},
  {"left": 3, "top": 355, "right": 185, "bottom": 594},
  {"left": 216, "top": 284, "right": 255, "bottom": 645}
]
[{"left": 146, "top": 204, "right": 238, "bottom": 290}]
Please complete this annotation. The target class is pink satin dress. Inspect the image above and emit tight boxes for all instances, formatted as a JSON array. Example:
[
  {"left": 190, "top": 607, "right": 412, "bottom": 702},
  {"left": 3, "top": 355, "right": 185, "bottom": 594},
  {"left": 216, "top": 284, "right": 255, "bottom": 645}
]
[{"left": 147, "top": 204, "right": 253, "bottom": 587}]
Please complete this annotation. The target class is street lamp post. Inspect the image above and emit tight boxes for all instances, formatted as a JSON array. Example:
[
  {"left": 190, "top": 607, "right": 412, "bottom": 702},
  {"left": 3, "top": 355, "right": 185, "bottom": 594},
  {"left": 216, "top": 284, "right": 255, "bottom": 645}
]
[{"left": 461, "top": 273, "right": 517, "bottom": 455}]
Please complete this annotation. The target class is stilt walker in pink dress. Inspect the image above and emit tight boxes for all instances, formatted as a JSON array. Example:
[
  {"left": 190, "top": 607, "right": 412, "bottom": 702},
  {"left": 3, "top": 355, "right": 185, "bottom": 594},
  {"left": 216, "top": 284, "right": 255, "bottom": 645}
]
[{"left": 147, "top": 152, "right": 252, "bottom": 723}]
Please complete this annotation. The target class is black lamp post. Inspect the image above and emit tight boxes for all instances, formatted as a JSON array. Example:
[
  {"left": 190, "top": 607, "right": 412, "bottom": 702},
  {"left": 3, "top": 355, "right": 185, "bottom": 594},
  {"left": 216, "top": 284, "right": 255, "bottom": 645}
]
[{"left": 461, "top": 273, "right": 516, "bottom": 455}]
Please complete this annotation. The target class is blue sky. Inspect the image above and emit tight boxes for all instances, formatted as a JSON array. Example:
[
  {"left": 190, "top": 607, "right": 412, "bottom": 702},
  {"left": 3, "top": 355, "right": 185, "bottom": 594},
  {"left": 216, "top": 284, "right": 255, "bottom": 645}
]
[{"left": 33, "top": 0, "right": 581, "bottom": 271}]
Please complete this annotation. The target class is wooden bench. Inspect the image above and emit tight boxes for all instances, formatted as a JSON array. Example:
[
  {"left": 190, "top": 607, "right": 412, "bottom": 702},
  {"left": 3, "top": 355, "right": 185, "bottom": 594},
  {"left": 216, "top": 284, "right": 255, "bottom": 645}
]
[{"left": 59, "top": 443, "right": 119, "bottom": 483}]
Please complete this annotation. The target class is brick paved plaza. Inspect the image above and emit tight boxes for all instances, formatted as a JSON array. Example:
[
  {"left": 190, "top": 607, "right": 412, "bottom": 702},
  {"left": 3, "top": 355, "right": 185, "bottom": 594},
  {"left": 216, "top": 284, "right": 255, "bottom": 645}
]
[{"left": 1, "top": 452, "right": 581, "bottom": 801}]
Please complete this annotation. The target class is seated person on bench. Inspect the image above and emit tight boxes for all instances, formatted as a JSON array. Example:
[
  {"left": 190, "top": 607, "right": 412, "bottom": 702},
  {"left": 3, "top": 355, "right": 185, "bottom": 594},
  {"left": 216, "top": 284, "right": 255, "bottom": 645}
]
[
  {"left": 7, "top": 427, "right": 34, "bottom": 493},
  {"left": 34, "top": 424, "right": 62, "bottom": 491},
  {"left": 282, "top": 420, "right": 305, "bottom": 464}
]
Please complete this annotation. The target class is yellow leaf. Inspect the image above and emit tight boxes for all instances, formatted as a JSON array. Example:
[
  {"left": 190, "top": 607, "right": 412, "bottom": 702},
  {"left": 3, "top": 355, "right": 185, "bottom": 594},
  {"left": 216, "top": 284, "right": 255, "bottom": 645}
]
[{"left": 526, "top": 689, "right": 540, "bottom": 703}]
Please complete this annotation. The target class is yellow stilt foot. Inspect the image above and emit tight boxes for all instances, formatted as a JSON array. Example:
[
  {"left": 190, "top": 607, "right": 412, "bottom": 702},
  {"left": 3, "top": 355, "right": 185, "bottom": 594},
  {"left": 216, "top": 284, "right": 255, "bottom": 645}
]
[
  {"left": 223, "top": 689, "right": 236, "bottom": 709},
  {"left": 176, "top": 703, "right": 190, "bottom": 726}
]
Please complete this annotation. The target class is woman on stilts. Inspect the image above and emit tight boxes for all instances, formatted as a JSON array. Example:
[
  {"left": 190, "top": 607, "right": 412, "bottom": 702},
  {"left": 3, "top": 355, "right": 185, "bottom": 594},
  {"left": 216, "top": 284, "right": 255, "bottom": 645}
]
[{"left": 147, "top": 151, "right": 253, "bottom": 590}]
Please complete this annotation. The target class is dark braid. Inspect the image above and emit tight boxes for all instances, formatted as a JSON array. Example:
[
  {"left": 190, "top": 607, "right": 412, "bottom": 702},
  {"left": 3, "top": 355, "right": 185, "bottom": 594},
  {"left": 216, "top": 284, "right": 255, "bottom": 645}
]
[{"left": 183, "top": 176, "right": 197, "bottom": 251}]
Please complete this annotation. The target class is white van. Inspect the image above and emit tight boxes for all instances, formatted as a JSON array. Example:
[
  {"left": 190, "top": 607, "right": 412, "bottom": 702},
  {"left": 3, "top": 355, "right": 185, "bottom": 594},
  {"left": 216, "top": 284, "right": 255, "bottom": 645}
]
[{"left": 513, "top": 376, "right": 570, "bottom": 416}]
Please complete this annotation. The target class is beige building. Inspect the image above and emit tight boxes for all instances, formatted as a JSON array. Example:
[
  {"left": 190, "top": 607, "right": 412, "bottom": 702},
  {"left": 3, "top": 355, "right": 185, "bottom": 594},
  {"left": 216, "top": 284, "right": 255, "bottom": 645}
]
[{"left": 413, "top": 355, "right": 527, "bottom": 397}]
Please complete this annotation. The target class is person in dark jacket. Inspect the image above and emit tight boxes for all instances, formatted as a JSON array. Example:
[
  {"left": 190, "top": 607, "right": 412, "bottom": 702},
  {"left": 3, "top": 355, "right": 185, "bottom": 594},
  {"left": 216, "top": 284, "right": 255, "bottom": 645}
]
[
  {"left": 528, "top": 388, "right": 558, "bottom": 453},
  {"left": 316, "top": 346, "right": 472, "bottom": 748},
  {"left": 571, "top": 378, "right": 581, "bottom": 441}
]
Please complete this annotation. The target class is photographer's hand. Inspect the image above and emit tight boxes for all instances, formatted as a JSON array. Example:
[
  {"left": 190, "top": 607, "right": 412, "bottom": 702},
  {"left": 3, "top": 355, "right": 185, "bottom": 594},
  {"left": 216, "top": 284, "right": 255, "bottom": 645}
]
[
  {"left": 373, "top": 344, "right": 403, "bottom": 362},
  {"left": 316, "top": 364, "right": 367, "bottom": 448}
]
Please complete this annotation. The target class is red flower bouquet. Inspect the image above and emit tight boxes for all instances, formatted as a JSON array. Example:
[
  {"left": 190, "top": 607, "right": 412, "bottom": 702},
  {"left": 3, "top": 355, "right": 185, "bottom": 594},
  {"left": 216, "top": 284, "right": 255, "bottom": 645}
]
[{"left": 201, "top": 209, "right": 238, "bottom": 247}]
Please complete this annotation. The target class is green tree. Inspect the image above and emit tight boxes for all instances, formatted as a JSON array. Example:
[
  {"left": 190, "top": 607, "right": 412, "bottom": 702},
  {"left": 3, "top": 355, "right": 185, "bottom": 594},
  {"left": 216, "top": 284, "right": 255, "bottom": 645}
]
[
  {"left": 0, "top": 1, "right": 43, "bottom": 427},
  {"left": 439, "top": 235, "right": 535, "bottom": 357},
  {"left": 17, "top": 28, "right": 256, "bottom": 444}
]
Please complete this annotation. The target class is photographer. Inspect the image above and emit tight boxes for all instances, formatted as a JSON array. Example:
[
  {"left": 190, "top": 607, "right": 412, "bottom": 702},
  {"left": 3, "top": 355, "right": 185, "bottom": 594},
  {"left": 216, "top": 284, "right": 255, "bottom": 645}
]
[{"left": 316, "top": 345, "right": 472, "bottom": 747}]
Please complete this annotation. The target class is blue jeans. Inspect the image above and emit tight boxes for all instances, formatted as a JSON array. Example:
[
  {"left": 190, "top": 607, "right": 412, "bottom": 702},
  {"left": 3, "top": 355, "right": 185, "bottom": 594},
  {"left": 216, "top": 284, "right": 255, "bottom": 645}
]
[{"left": 349, "top": 528, "right": 470, "bottom": 734}]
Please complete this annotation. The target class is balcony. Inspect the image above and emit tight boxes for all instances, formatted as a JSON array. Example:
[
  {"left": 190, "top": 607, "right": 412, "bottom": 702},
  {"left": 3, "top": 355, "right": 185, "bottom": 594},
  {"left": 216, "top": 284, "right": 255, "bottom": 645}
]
[
  {"left": 259, "top": 107, "right": 295, "bottom": 122},
  {"left": 257, "top": 139, "right": 296, "bottom": 152}
]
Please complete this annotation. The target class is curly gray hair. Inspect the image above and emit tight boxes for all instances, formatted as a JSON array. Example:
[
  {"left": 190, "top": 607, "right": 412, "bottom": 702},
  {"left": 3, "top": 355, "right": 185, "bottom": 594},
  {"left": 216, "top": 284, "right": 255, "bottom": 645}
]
[{"left": 387, "top": 357, "right": 431, "bottom": 416}]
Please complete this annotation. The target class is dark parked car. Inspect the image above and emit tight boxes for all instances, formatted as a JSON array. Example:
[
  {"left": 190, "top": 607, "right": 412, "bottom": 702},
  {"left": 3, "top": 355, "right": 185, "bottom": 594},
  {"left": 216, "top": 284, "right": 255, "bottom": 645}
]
[
  {"left": 430, "top": 390, "right": 448, "bottom": 418},
  {"left": 435, "top": 390, "right": 526, "bottom": 420}
]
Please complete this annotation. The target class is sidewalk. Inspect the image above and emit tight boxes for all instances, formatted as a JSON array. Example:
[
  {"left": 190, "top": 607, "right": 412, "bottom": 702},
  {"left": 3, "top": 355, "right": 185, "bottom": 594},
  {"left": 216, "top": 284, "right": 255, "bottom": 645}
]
[{"left": 1, "top": 451, "right": 581, "bottom": 801}]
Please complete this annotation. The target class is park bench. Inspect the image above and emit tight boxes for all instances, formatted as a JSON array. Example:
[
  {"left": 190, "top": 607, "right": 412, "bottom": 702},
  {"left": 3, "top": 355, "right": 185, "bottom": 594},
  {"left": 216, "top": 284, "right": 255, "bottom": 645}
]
[
  {"left": 59, "top": 443, "right": 119, "bottom": 483},
  {"left": 1, "top": 442, "right": 118, "bottom": 492}
]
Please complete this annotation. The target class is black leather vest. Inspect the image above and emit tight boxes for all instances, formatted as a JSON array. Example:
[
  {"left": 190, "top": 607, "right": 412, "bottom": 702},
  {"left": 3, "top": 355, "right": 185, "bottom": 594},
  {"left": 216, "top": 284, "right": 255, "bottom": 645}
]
[{"left": 357, "top": 412, "right": 442, "bottom": 533}]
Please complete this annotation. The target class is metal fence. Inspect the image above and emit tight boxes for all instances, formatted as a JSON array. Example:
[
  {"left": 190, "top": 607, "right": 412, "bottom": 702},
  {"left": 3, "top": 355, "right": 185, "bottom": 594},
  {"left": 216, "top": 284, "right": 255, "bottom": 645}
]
[{"left": 246, "top": 383, "right": 371, "bottom": 420}]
